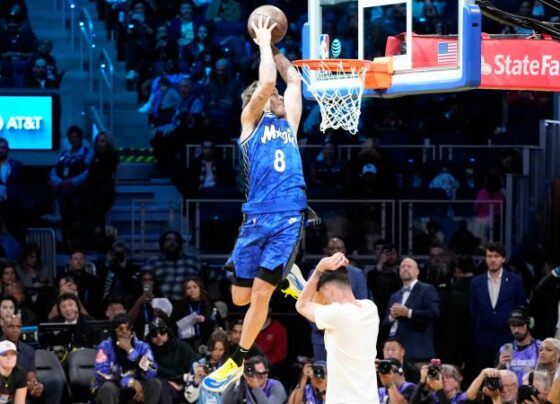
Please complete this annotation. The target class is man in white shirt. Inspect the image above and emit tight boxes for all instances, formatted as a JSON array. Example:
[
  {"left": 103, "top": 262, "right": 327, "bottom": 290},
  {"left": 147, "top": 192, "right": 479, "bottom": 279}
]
[{"left": 296, "top": 253, "right": 380, "bottom": 404}]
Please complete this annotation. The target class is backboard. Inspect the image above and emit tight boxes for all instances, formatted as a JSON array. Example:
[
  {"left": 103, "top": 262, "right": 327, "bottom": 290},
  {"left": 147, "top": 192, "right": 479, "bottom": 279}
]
[{"left": 301, "top": 0, "right": 481, "bottom": 98}]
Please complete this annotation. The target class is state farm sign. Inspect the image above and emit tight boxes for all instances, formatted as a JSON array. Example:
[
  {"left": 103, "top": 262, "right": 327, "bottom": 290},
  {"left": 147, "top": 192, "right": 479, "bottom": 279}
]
[{"left": 480, "top": 36, "right": 560, "bottom": 91}]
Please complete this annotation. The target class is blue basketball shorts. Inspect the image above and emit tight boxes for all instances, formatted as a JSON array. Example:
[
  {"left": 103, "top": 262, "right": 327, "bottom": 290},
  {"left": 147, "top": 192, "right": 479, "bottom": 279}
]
[{"left": 225, "top": 211, "right": 304, "bottom": 287}]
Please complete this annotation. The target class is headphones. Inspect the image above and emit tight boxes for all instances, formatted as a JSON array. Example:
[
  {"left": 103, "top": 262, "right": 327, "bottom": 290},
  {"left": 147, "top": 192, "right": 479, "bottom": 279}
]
[{"left": 511, "top": 306, "right": 535, "bottom": 330}]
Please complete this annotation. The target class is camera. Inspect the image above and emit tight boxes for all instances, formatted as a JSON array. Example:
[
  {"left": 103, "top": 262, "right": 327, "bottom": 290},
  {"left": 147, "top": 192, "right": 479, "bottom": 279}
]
[
  {"left": 427, "top": 358, "right": 441, "bottom": 379},
  {"left": 202, "top": 362, "right": 214, "bottom": 374},
  {"left": 312, "top": 365, "right": 326, "bottom": 379},
  {"left": 483, "top": 377, "right": 503, "bottom": 391},
  {"left": 378, "top": 360, "right": 394, "bottom": 375},
  {"left": 244, "top": 364, "right": 255, "bottom": 377},
  {"left": 518, "top": 384, "right": 539, "bottom": 402}
]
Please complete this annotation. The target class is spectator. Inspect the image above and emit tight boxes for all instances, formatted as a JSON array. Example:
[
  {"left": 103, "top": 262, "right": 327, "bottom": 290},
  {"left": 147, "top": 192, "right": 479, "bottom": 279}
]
[
  {"left": 0, "top": 221, "right": 19, "bottom": 261},
  {"left": 222, "top": 355, "right": 288, "bottom": 404},
  {"left": 7, "top": 283, "right": 38, "bottom": 325},
  {"left": 0, "top": 295, "right": 18, "bottom": 326},
  {"left": 367, "top": 243, "right": 402, "bottom": 322},
  {"left": 50, "top": 293, "right": 93, "bottom": 348},
  {"left": 202, "top": 58, "right": 242, "bottom": 137},
  {"left": 452, "top": 254, "right": 475, "bottom": 295},
  {"left": 1, "top": 315, "right": 64, "bottom": 403},
  {"left": 255, "top": 311, "right": 287, "bottom": 377},
  {"left": 0, "top": 16, "right": 36, "bottom": 86},
  {"left": 182, "top": 24, "right": 218, "bottom": 78},
  {"left": 469, "top": 242, "right": 526, "bottom": 373},
  {"left": 28, "top": 39, "right": 61, "bottom": 85},
  {"left": 0, "top": 138, "right": 23, "bottom": 237},
  {"left": 49, "top": 126, "right": 93, "bottom": 247},
  {"left": 0, "top": 260, "right": 17, "bottom": 295},
  {"left": 448, "top": 219, "right": 479, "bottom": 255},
  {"left": 226, "top": 319, "right": 264, "bottom": 359},
  {"left": 141, "top": 230, "right": 202, "bottom": 302},
  {"left": 47, "top": 273, "right": 90, "bottom": 320},
  {"left": 377, "top": 358, "right": 417, "bottom": 403},
  {"left": 473, "top": 172, "right": 505, "bottom": 243},
  {"left": 149, "top": 25, "right": 179, "bottom": 68},
  {"left": 84, "top": 132, "right": 119, "bottom": 240},
  {"left": 99, "top": 241, "right": 139, "bottom": 302},
  {"left": 428, "top": 165, "right": 460, "bottom": 199},
  {"left": 169, "top": 2, "right": 199, "bottom": 48},
  {"left": 535, "top": 338, "right": 560, "bottom": 386},
  {"left": 184, "top": 328, "right": 229, "bottom": 403},
  {"left": 0, "top": 340, "right": 27, "bottom": 403},
  {"left": 148, "top": 317, "right": 196, "bottom": 404},
  {"left": 124, "top": 1, "right": 154, "bottom": 86},
  {"left": 530, "top": 266, "right": 560, "bottom": 340},
  {"left": 381, "top": 258, "right": 440, "bottom": 363},
  {"left": 64, "top": 248, "right": 102, "bottom": 317},
  {"left": 188, "top": 140, "right": 233, "bottom": 196},
  {"left": 172, "top": 276, "right": 219, "bottom": 350},
  {"left": 496, "top": 306, "right": 541, "bottom": 385},
  {"left": 205, "top": 0, "right": 241, "bottom": 23},
  {"left": 93, "top": 314, "right": 161, "bottom": 404},
  {"left": 23, "top": 58, "right": 59, "bottom": 89},
  {"left": 288, "top": 359, "right": 328, "bottom": 404},
  {"left": 128, "top": 270, "right": 162, "bottom": 338},
  {"left": 308, "top": 142, "right": 345, "bottom": 196},
  {"left": 15, "top": 243, "right": 50, "bottom": 288},
  {"left": 104, "top": 297, "right": 127, "bottom": 320}
]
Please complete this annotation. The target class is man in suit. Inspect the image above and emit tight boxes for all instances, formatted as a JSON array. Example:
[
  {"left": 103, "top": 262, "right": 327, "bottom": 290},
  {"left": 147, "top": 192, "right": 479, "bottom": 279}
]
[
  {"left": 469, "top": 242, "right": 527, "bottom": 373},
  {"left": 381, "top": 257, "right": 440, "bottom": 363}
]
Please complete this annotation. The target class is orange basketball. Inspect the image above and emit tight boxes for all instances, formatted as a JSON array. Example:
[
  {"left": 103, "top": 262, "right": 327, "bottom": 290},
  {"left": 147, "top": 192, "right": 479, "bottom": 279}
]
[{"left": 247, "top": 5, "right": 288, "bottom": 44}]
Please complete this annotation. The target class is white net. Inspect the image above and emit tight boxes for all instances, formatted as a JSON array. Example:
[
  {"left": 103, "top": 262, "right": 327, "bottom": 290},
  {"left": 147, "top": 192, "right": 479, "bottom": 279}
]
[{"left": 294, "top": 59, "right": 368, "bottom": 135}]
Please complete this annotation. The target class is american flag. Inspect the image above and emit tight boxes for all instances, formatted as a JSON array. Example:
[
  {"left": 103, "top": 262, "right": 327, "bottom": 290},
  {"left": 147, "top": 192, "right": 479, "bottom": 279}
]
[{"left": 437, "top": 42, "right": 458, "bottom": 65}]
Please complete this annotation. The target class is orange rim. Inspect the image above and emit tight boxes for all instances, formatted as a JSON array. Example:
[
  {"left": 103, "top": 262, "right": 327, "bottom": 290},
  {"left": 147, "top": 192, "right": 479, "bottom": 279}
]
[{"left": 293, "top": 59, "right": 373, "bottom": 73}]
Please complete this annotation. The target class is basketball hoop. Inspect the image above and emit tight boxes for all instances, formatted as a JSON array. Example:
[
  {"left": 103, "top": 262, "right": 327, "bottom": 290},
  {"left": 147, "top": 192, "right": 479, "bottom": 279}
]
[{"left": 293, "top": 59, "right": 373, "bottom": 135}]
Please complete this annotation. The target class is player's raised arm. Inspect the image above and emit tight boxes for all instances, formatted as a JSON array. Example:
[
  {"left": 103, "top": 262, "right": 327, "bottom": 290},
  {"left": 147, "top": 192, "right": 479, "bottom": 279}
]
[
  {"left": 272, "top": 46, "right": 302, "bottom": 133},
  {"left": 240, "top": 17, "right": 278, "bottom": 141}
]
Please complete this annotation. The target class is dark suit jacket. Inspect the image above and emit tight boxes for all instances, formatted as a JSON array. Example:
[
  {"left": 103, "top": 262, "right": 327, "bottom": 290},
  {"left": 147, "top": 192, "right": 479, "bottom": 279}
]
[
  {"left": 381, "top": 281, "right": 440, "bottom": 361},
  {"left": 469, "top": 270, "right": 527, "bottom": 350}
]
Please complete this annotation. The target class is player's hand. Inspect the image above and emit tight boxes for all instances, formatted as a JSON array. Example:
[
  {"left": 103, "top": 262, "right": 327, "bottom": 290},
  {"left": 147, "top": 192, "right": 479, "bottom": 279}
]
[
  {"left": 250, "top": 15, "right": 277, "bottom": 47},
  {"left": 316, "top": 253, "right": 348, "bottom": 273}
]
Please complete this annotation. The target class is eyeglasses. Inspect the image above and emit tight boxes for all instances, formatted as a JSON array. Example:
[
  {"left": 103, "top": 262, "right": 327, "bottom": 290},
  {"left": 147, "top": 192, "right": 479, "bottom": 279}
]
[
  {"left": 149, "top": 329, "right": 168, "bottom": 338},
  {"left": 255, "top": 371, "right": 269, "bottom": 378}
]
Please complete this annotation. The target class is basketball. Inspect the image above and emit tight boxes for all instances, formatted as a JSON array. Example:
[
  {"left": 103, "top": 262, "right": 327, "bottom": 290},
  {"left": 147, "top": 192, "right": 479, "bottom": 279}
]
[{"left": 247, "top": 5, "right": 288, "bottom": 44}]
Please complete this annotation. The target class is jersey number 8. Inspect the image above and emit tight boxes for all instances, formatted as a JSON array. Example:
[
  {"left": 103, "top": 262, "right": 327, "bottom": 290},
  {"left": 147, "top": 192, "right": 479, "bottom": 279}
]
[{"left": 274, "top": 149, "right": 286, "bottom": 173}]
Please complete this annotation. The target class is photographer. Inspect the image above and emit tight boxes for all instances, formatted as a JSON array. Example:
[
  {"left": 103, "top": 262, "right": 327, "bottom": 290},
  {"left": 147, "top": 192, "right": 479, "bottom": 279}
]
[
  {"left": 288, "top": 360, "right": 327, "bottom": 404},
  {"left": 377, "top": 358, "right": 417, "bottom": 403},
  {"left": 519, "top": 371, "right": 549, "bottom": 404},
  {"left": 409, "top": 363, "right": 466, "bottom": 404},
  {"left": 222, "top": 356, "right": 287, "bottom": 404},
  {"left": 99, "top": 242, "right": 139, "bottom": 302},
  {"left": 465, "top": 368, "right": 517, "bottom": 404}
]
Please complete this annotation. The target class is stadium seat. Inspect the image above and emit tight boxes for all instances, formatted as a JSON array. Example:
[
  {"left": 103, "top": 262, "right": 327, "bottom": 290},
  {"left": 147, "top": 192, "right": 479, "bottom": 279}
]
[
  {"left": 68, "top": 348, "right": 97, "bottom": 402},
  {"left": 35, "top": 349, "right": 70, "bottom": 399}
]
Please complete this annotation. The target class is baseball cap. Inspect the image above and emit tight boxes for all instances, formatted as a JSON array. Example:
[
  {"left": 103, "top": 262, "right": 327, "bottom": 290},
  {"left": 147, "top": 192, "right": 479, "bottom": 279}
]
[
  {"left": 508, "top": 307, "right": 530, "bottom": 325},
  {"left": 361, "top": 163, "right": 377, "bottom": 176},
  {"left": 0, "top": 340, "right": 17, "bottom": 355}
]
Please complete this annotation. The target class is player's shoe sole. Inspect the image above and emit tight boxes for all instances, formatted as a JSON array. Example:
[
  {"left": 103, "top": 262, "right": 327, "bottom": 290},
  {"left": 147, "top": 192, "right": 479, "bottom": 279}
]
[
  {"left": 281, "top": 264, "right": 306, "bottom": 299},
  {"left": 202, "top": 358, "right": 243, "bottom": 392}
]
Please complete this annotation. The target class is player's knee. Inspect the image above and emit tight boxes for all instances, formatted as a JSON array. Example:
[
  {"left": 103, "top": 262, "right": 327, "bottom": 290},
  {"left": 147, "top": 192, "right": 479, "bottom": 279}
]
[
  {"left": 250, "top": 283, "right": 275, "bottom": 306},
  {"left": 232, "top": 287, "right": 252, "bottom": 306}
]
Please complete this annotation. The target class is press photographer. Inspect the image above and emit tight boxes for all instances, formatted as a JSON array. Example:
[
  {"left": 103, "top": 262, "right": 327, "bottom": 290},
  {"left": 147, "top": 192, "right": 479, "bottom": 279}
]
[
  {"left": 222, "top": 356, "right": 287, "bottom": 404},
  {"left": 409, "top": 360, "right": 467, "bottom": 404},
  {"left": 465, "top": 368, "right": 518, "bottom": 404},
  {"left": 288, "top": 359, "right": 328, "bottom": 404},
  {"left": 377, "top": 358, "right": 417, "bottom": 403}
]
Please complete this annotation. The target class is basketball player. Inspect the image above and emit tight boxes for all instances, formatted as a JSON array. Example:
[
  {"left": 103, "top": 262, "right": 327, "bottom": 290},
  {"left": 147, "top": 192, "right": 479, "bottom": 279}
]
[
  {"left": 202, "top": 16, "right": 308, "bottom": 392},
  {"left": 296, "top": 253, "right": 380, "bottom": 403}
]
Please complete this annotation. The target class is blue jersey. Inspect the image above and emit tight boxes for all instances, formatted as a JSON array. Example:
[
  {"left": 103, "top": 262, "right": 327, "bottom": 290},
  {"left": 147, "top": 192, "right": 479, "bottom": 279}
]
[{"left": 240, "top": 113, "right": 306, "bottom": 214}]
